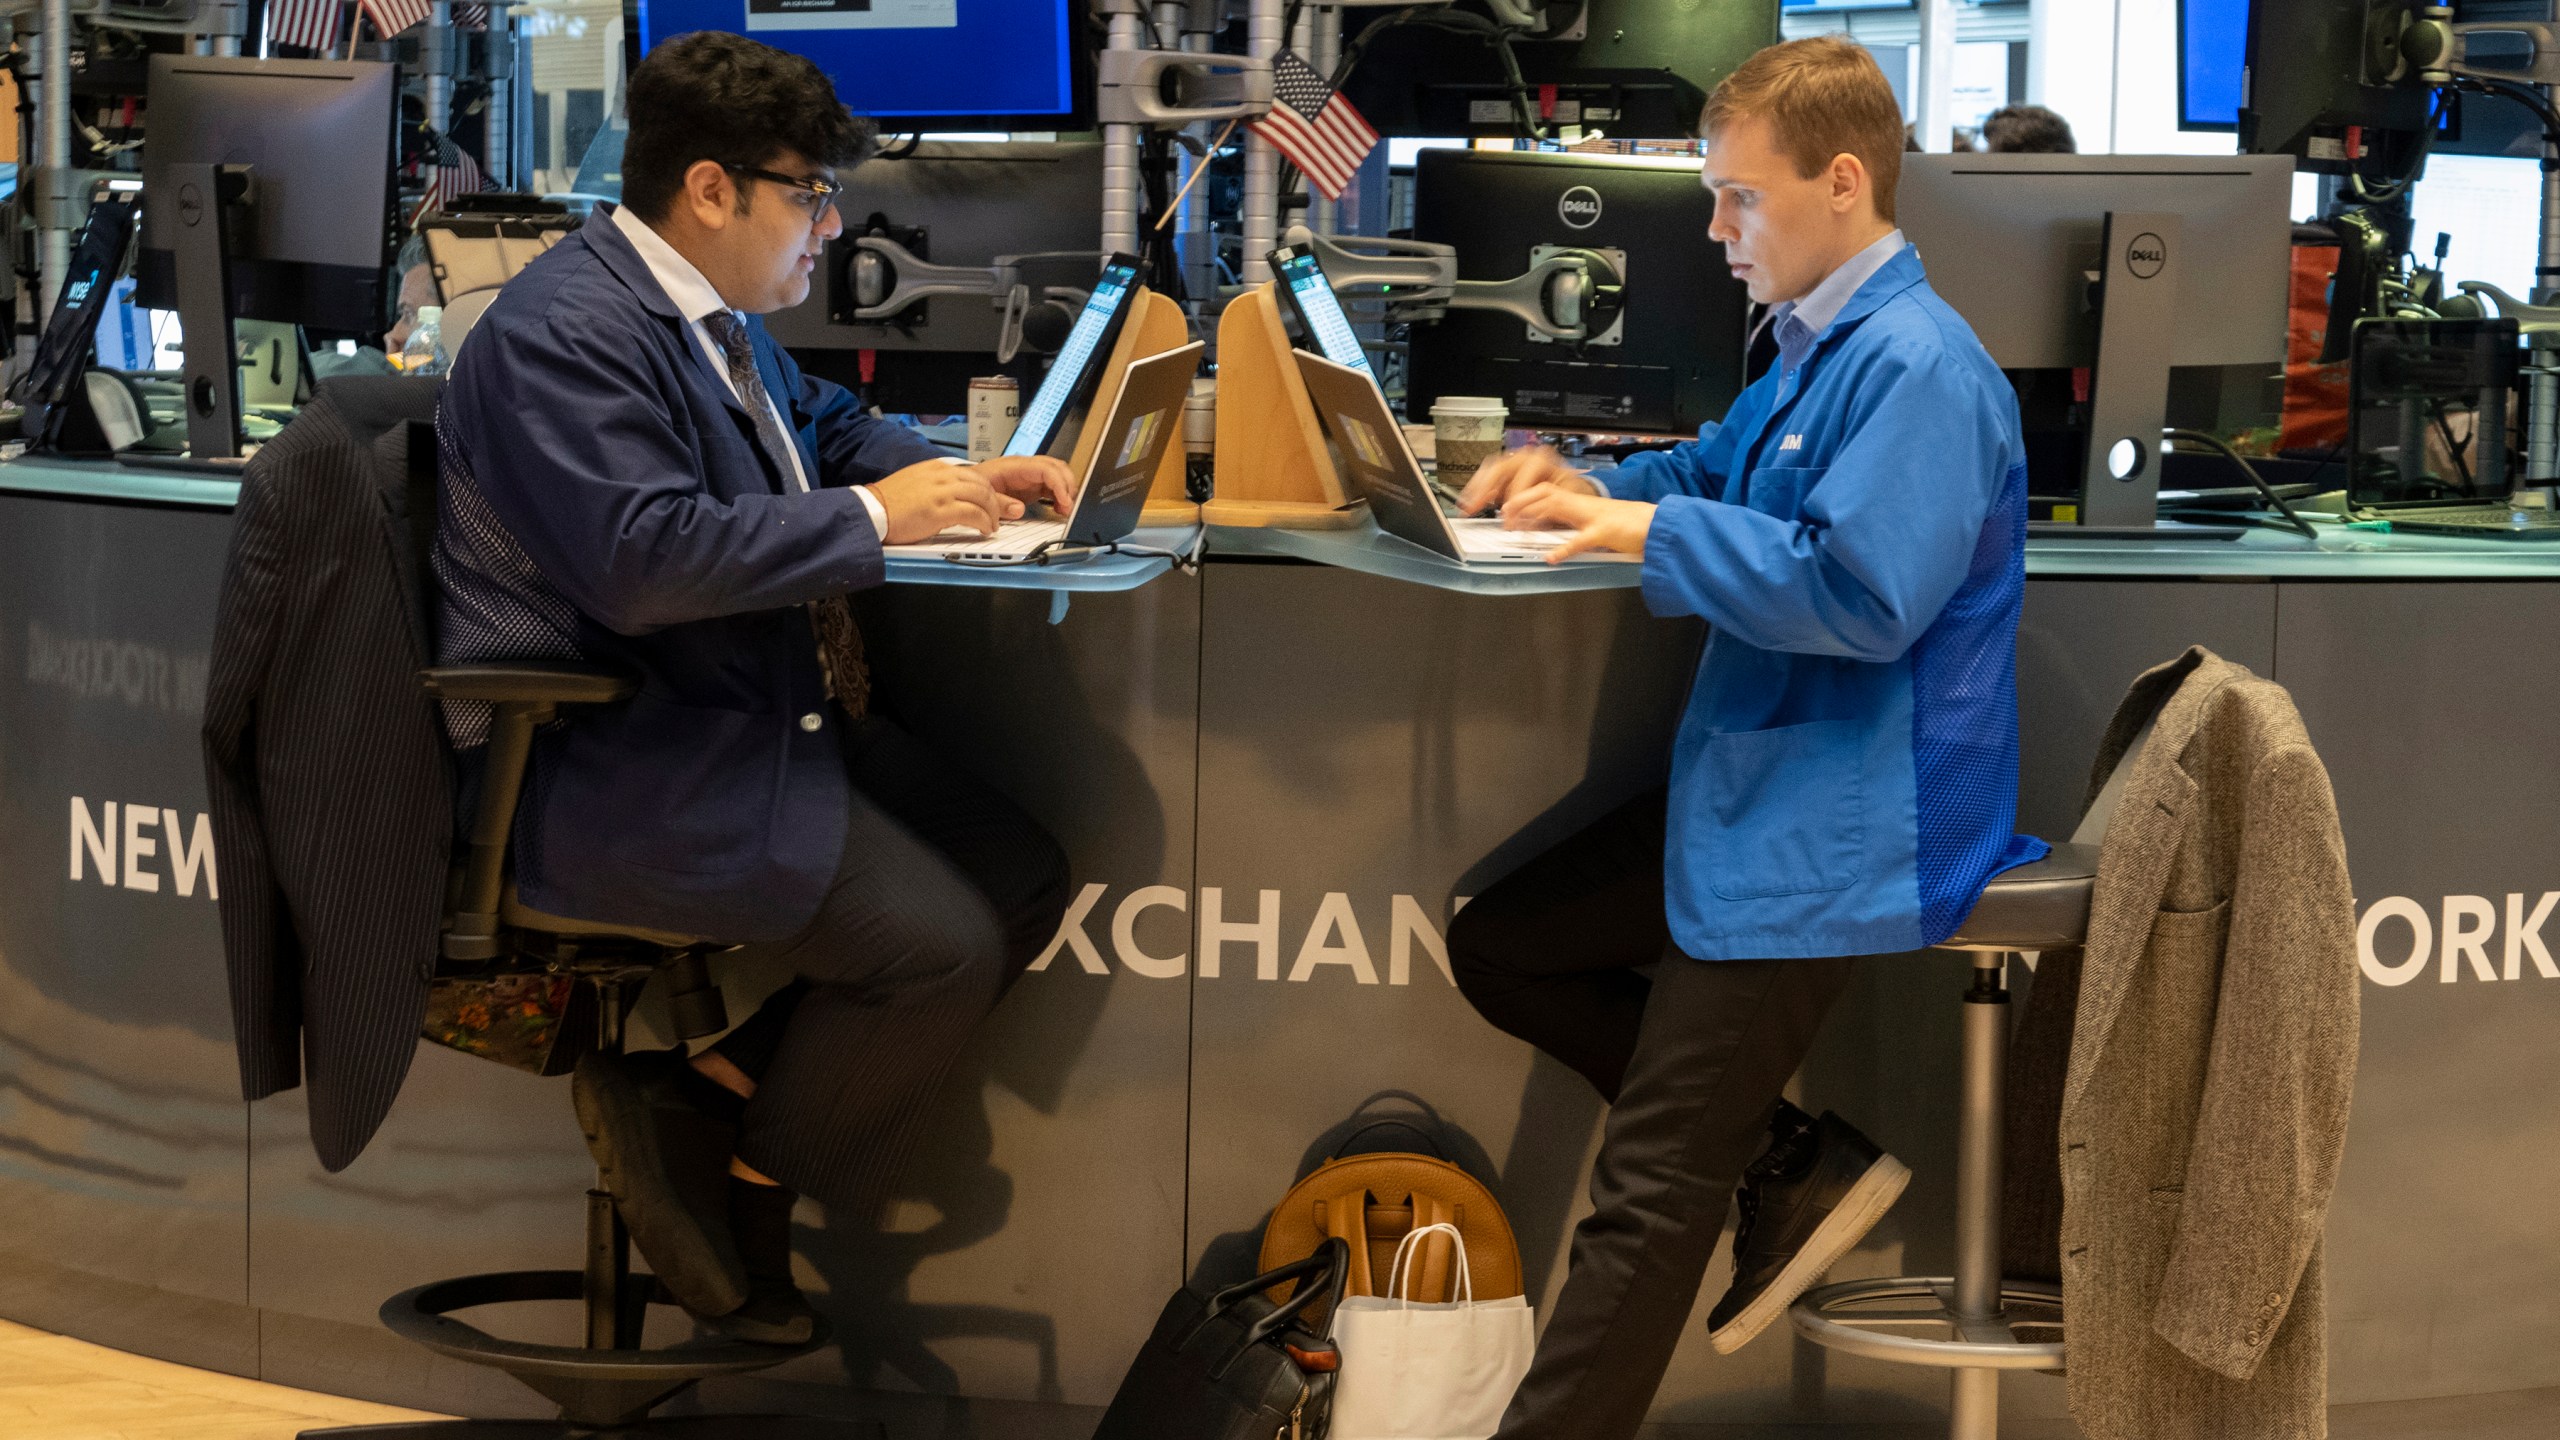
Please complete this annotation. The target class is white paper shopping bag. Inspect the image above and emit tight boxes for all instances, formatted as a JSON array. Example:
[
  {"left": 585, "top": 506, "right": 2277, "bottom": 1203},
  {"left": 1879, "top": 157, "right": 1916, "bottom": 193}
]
[{"left": 1327, "top": 1223, "right": 1537, "bottom": 1440}]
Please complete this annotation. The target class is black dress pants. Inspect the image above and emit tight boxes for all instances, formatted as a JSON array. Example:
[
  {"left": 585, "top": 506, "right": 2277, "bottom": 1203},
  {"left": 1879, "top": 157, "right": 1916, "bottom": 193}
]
[
  {"left": 1447, "top": 789, "right": 1857, "bottom": 1440},
  {"left": 705, "top": 715, "right": 1070, "bottom": 1221}
]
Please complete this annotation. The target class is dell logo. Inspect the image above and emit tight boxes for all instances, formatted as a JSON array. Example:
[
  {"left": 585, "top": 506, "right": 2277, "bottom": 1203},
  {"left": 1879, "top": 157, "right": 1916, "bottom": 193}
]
[
  {"left": 1558, "top": 186, "right": 1603, "bottom": 229},
  {"left": 2126, "top": 232, "right": 2167, "bottom": 280}
]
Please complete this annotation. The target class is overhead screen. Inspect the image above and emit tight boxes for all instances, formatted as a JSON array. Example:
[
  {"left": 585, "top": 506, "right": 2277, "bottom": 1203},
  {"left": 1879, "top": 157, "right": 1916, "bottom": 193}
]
[
  {"left": 2178, "top": 0, "right": 2246, "bottom": 131},
  {"left": 637, "top": 0, "right": 1081, "bottom": 127}
]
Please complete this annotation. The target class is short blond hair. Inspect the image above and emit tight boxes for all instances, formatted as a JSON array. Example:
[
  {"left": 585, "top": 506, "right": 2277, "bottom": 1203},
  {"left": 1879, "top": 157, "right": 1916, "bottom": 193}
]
[{"left": 1702, "top": 36, "right": 1906, "bottom": 223}]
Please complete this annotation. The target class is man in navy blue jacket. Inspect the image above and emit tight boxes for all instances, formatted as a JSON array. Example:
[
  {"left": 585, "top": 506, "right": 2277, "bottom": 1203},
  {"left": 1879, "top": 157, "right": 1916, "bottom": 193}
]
[
  {"left": 1447, "top": 37, "right": 2043, "bottom": 1437},
  {"left": 435, "top": 32, "right": 1072, "bottom": 1343}
]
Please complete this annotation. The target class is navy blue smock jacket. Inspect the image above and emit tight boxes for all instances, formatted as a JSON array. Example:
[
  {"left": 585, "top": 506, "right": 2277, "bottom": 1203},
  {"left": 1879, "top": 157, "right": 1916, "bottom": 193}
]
[{"left": 433, "top": 210, "right": 943, "bottom": 941}]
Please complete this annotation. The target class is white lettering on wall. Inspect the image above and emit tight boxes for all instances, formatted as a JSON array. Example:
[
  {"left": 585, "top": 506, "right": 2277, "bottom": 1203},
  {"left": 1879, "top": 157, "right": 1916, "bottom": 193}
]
[
  {"left": 1026, "top": 886, "right": 1465, "bottom": 984},
  {"left": 67, "top": 797, "right": 218, "bottom": 900},
  {"left": 2359, "top": 893, "right": 2560, "bottom": 987}
]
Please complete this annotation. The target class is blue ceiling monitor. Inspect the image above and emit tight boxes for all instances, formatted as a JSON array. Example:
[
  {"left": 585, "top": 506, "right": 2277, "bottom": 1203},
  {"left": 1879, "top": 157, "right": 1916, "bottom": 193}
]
[
  {"left": 2179, "top": 0, "right": 2246, "bottom": 131},
  {"left": 638, "top": 0, "right": 1084, "bottom": 129}
]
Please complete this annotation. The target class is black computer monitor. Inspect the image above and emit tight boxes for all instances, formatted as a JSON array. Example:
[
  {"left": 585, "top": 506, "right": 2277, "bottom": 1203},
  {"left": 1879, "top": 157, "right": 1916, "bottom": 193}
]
[
  {"left": 1344, "top": 0, "right": 1772, "bottom": 138},
  {"left": 1406, "top": 148, "right": 1746, "bottom": 436},
  {"left": 135, "top": 55, "right": 399, "bottom": 459},
  {"left": 136, "top": 56, "right": 399, "bottom": 331},
  {"left": 638, "top": 0, "right": 1089, "bottom": 130},
  {"left": 1005, "top": 254, "right": 1141, "bottom": 460},
  {"left": 2239, "top": 0, "right": 2434, "bottom": 174}
]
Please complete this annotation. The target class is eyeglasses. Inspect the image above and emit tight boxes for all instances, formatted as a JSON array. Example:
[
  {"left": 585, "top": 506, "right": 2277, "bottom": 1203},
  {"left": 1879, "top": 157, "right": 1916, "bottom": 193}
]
[{"left": 723, "top": 164, "right": 844, "bottom": 220}]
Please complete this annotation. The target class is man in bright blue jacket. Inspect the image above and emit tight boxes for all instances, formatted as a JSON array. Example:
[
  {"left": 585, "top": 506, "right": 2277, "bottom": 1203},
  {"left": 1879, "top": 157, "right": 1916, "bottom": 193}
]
[{"left": 1445, "top": 37, "right": 2046, "bottom": 1439}]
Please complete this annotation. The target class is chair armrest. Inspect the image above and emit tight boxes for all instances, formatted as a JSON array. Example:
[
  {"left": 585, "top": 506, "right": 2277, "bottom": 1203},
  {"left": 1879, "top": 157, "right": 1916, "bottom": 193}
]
[{"left": 419, "top": 663, "right": 636, "bottom": 705}]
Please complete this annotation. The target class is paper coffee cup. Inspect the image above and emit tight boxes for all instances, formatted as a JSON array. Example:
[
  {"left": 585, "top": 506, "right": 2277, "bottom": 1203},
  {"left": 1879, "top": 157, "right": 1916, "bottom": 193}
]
[
  {"left": 1431, "top": 396, "right": 1508, "bottom": 488},
  {"left": 967, "top": 376, "right": 1021, "bottom": 462}
]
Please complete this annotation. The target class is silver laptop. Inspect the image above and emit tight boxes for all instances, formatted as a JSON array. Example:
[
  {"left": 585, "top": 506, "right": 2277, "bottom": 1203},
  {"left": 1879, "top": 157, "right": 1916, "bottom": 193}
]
[
  {"left": 1293, "top": 352, "right": 1635, "bottom": 565},
  {"left": 885, "top": 341, "right": 1204, "bottom": 560}
]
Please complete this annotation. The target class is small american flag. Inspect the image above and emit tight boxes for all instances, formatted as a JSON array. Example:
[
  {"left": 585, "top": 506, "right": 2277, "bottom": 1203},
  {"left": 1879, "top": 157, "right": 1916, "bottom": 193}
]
[
  {"left": 410, "top": 136, "right": 489, "bottom": 226},
  {"left": 266, "top": 0, "right": 345, "bottom": 51},
  {"left": 1250, "top": 50, "right": 1378, "bottom": 202},
  {"left": 453, "top": 2, "right": 490, "bottom": 26},
  {"left": 357, "top": 0, "right": 432, "bottom": 37}
]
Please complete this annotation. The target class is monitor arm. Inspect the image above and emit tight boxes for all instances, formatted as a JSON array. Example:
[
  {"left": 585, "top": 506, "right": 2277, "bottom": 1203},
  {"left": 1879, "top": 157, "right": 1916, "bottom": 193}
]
[
  {"left": 843, "top": 233, "right": 1101, "bottom": 323},
  {"left": 2401, "top": 10, "right": 2560, "bottom": 86},
  {"left": 1279, "top": 224, "right": 1626, "bottom": 342}
]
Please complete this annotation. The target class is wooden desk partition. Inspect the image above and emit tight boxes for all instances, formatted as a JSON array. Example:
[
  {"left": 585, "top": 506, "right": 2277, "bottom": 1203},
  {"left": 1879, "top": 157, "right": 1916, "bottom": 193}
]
[
  {"left": 1065, "top": 285, "right": 1201, "bottom": 527},
  {"left": 1201, "top": 284, "right": 1361, "bottom": 529}
]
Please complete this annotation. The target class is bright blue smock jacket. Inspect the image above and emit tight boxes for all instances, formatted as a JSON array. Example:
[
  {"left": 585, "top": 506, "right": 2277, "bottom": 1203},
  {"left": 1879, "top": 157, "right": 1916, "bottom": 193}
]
[{"left": 1606, "top": 244, "right": 2046, "bottom": 960}]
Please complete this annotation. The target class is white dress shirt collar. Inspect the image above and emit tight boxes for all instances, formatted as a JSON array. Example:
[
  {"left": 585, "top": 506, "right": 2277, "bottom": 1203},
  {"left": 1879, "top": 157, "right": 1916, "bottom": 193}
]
[{"left": 611, "top": 202, "right": 734, "bottom": 326}]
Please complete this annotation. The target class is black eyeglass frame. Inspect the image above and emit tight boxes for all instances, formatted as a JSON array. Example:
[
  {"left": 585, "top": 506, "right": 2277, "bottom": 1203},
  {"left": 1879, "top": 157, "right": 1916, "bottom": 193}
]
[{"left": 722, "top": 163, "right": 845, "bottom": 203}]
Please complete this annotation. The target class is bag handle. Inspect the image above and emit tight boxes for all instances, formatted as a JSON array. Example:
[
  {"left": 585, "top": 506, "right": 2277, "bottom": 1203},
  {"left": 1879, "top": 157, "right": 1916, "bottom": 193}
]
[
  {"left": 1330, "top": 1116, "right": 1448, "bottom": 1162},
  {"left": 1384, "top": 1222, "right": 1473, "bottom": 1307},
  {"left": 1197, "top": 1237, "right": 1351, "bottom": 1380}
]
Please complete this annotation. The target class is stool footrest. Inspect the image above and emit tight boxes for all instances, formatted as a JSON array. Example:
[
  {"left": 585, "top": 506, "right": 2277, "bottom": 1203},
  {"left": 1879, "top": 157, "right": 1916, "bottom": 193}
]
[
  {"left": 381, "top": 1269, "right": 828, "bottom": 1429},
  {"left": 1790, "top": 1275, "right": 2065, "bottom": 1371}
]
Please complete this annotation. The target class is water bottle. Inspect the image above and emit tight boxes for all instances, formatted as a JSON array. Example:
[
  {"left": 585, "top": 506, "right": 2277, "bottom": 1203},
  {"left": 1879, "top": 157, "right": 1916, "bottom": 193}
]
[{"left": 400, "top": 305, "right": 448, "bottom": 376}]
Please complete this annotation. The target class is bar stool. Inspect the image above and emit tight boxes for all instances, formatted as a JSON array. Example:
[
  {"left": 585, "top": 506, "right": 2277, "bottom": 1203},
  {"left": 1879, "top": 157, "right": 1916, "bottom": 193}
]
[{"left": 1789, "top": 840, "right": 2099, "bottom": 1440}]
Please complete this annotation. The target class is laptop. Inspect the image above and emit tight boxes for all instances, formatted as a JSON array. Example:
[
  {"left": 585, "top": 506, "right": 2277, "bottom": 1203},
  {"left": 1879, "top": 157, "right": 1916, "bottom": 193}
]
[
  {"left": 885, "top": 341, "right": 1203, "bottom": 561},
  {"left": 1293, "top": 351, "right": 1635, "bottom": 565},
  {"left": 2347, "top": 316, "right": 2560, "bottom": 539}
]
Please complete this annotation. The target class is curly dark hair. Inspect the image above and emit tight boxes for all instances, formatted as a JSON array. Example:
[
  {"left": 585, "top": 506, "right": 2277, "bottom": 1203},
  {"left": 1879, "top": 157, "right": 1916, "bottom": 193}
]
[
  {"left": 621, "top": 31, "right": 872, "bottom": 222},
  {"left": 1980, "top": 103, "right": 2076, "bottom": 155}
]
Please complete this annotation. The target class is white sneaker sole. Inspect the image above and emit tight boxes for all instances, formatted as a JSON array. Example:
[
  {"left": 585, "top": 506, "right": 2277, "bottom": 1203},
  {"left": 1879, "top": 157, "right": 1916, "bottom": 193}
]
[{"left": 1707, "top": 1152, "right": 1913, "bottom": 1355}]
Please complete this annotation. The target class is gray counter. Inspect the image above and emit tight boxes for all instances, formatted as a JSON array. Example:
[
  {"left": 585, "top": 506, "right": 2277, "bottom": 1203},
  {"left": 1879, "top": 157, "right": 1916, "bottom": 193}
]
[{"left": 0, "top": 456, "right": 2553, "bottom": 1434}]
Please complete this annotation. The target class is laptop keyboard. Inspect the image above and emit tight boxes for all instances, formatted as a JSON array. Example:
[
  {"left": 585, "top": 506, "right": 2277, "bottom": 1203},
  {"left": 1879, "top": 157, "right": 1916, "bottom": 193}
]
[
  {"left": 2393, "top": 507, "right": 2560, "bottom": 535},
  {"left": 883, "top": 519, "right": 1070, "bottom": 558}
]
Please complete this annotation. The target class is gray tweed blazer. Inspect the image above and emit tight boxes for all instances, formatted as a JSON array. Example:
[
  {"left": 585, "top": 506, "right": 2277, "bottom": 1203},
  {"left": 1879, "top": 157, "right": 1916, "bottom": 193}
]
[{"left": 2003, "top": 647, "right": 2359, "bottom": 1440}]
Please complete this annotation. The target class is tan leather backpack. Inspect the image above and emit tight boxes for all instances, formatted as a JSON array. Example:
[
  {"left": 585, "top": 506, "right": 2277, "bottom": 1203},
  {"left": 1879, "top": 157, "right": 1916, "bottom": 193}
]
[{"left": 1258, "top": 1147, "right": 1523, "bottom": 1305}]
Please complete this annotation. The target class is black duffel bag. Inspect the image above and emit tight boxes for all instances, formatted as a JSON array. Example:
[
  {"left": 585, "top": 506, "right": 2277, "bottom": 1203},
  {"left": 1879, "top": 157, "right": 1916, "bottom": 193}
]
[{"left": 1093, "top": 1237, "right": 1350, "bottom": 1440}]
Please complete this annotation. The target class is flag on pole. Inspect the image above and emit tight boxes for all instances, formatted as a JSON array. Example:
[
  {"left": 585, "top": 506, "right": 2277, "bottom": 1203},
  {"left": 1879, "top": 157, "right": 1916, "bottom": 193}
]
[
  {"left": 411, "top": 135, "right": 489, "bottom": 226},
  {"left": 453, "top": 2, "right": 490, "bottom": 26},
  {"left": 267, "top": 0, "right": 346, "bottom": 52},
  {"left": 1249, "top": 50, "right": 1380, "bottom": 202},
  {"left": 358, "top": 0, "right": 433, "bottom": 38}
]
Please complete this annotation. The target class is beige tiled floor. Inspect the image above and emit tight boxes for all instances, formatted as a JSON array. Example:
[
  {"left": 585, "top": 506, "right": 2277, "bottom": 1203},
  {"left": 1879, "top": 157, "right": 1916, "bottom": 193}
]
[{"left": 0, "top": 1318, "right": 448, "bottom": 1439}]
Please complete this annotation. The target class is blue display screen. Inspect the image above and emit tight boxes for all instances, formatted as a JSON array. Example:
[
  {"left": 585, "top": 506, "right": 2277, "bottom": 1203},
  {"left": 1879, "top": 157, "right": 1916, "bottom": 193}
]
[
  {"left": 2180, "top": 0, "right": 2247, "bottom": 130},
  {"left": 1276, "top": 249, "right": 1376, "bottom": 383},
  {"left": 1777, "top": 0, "right": 1912, "bottom": 11},
  {"left": 638, "top": 0, "right": 1078, "bottom": 123},
  {"left": 1006, "top": 262, "right": 1137, "bottom": 459}
]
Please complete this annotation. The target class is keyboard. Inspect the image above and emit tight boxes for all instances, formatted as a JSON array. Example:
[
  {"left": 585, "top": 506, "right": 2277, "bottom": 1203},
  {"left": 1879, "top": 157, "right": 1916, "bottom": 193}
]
[
  {"left": 2386, "top": 507, "right": 2560, "bottom": 539},
  {"left": 1448, "top": 518, "right": 1636, "bottom": 563},
  {"left": 882, "top": 519, "right": 1070, "bottom": 560}
]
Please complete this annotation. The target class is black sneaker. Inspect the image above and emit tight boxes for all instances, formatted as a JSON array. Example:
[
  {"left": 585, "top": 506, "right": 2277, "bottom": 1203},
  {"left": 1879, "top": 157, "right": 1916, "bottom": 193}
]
[
  {"left": 1706, "top": 1101, "right": 1911, "bottom": 1354},
  {"left": 572, "top": 1048, "right": 750, "bottom": 1320},
  {"left": 703, "top": 1177, "right": 819, "bottom": 1346}
]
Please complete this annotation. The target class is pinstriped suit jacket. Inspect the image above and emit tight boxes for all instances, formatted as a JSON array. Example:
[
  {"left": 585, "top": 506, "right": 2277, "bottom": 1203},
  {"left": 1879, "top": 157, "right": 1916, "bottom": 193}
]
[{"left": 202, "top": 377, "right": 454, "bottom": 1172}]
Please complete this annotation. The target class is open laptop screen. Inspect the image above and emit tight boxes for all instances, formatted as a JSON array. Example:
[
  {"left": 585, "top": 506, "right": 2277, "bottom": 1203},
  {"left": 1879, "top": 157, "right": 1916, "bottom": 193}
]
[
  {"left": 2347, "top": 317, "right": 2518, "bottom": 508},
  {"left": 1271, "top": 243, "right": 1377, "bottom": 383},
  {"left": 1006, "top": 253, "right": 1141, "bottom": 459}
]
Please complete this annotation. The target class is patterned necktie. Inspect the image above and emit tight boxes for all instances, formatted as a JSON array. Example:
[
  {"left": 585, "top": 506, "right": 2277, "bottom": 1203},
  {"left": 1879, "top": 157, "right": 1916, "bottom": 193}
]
[{"left": 701, "top": 310, "right": 869, "bottom": 721}]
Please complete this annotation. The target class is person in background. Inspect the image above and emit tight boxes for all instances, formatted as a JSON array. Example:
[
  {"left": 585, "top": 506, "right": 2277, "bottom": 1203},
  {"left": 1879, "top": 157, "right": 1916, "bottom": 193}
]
[
  {"left": 1445, "top": 35, "right": 2046, "bottom": 1440},
  {"left": 1982, "top": 102, "right": 2078, "bottom": 154}
]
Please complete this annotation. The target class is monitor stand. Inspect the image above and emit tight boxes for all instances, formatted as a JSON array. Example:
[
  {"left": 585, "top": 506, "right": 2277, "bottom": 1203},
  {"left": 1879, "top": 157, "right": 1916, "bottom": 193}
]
[
  {"left": 2050, "top": 210, "right": 2242, "bottom": 542},
  {"left": 168, "top": 161, "right": 253, "bottom": 463}
]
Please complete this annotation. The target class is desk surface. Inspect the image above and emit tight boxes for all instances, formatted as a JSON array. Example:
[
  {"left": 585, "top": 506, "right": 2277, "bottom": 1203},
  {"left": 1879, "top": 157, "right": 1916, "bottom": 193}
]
[
  {"left": 0, "top": 457, "right": 1192, "bottom": 594},
  {"left": 12, "top": 453, "right": 2560, "bottom": 587}
]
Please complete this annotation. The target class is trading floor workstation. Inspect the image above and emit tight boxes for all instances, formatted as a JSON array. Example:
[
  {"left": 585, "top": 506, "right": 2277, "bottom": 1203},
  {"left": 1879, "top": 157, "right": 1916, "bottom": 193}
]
[{"left": 0, "top": 2, "right": 2555, "bottom": 1439}]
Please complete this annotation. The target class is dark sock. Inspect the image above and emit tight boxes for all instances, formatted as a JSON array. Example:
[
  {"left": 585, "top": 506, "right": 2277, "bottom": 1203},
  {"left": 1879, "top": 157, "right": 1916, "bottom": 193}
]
[{"left": 729, "top": 1177, "right": 798, "bottom": 1285}]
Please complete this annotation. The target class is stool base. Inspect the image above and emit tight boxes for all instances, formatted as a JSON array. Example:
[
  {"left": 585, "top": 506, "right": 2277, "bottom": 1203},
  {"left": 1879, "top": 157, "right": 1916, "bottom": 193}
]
[{"left": 1793, "top": 1275, "right": 2065, "bottom": 1440}]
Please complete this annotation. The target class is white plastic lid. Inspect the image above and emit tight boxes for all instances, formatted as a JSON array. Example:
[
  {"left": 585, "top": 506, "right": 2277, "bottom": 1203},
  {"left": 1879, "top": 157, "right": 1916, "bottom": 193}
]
[{"left": 1430, "top": 395, "right": 1505, "bottom": 416}]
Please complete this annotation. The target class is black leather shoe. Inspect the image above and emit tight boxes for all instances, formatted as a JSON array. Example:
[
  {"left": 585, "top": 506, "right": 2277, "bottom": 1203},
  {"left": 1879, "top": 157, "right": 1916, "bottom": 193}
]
[
  {"left": 572, "top": 1048, "right": 749, "bottom": 1319},
  {"left": 703, "top": 1177, "right": 818, "bottom": 1346},
  {"left": 1706, "top": 1101, "right": 1911, "bottom": 1354}
]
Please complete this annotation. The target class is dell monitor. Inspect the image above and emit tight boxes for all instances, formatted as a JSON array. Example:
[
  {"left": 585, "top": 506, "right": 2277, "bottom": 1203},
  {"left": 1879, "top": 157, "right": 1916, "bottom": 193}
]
[
  {"left": 1406, "top": 149, "right": 1747, "bottom": 436},
  {"left": 637, "top": 0, "right": 1086, "bottom": 130},
  {"left": 1897, "top": 153, "right": 2295, "bottom": 531},
  {"left": 136, "top": 55, "right": 399, "bottom": 458}
]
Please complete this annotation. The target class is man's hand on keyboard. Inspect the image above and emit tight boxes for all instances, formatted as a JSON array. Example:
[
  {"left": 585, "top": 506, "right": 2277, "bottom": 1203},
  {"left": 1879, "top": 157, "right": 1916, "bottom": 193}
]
[
  {"left": 1457, "top": 444, "right": 1598, "bottom": 516},
  {"left": 873, "top": 460, "right": 1015, "bottom": 543},
  {"left": 977, "top": 454, "right": 1079, "bottom": 515},
  {"left": 1504, "top": 482, "right": 1656, "bottom": 565}
]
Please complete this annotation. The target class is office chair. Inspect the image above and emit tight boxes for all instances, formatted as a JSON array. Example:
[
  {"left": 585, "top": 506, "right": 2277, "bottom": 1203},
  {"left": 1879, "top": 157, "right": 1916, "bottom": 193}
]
[{"left": 309, "top": 400, "right": 874, "bottom": 1440}]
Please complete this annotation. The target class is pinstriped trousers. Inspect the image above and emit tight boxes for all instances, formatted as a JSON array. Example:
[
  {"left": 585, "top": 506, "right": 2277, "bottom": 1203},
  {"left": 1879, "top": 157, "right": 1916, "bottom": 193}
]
[{"left": 707, "top": 715, "right": 1071, "bottom": 1218}]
